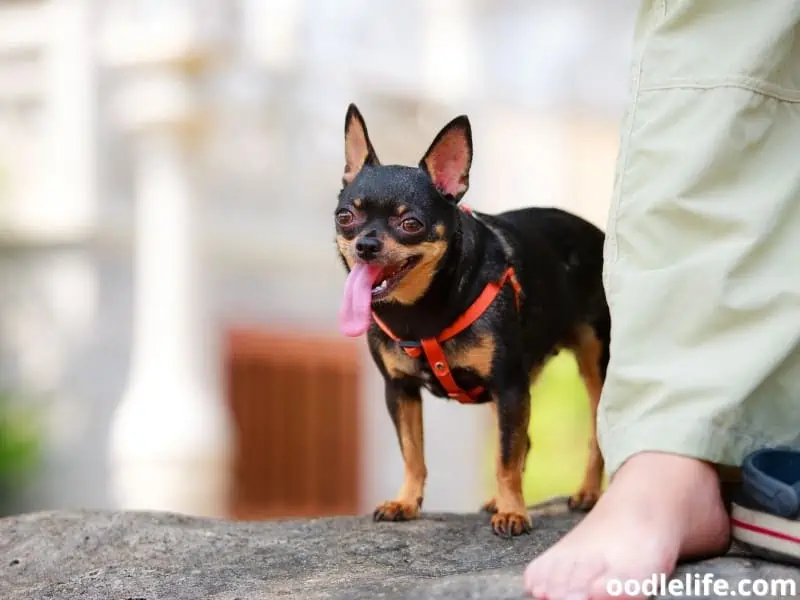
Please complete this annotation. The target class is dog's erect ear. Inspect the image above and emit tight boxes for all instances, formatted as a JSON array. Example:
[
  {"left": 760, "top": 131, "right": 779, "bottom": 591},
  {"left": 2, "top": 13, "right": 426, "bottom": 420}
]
[
  {"left": 343, "top": 103, "right": 379, "bottom": 186},
  {"left": 419, "top": 115, "right": 472, "bottom": 202}
]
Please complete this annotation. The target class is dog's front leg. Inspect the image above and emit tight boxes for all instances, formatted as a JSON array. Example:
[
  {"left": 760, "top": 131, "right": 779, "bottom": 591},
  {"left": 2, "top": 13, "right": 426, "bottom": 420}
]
[
  {"left": 490, "top": 378, "right": 533, "bottom": 537},
  {"left": 373, "top": 381, "right": 426, "bottom": 522}
]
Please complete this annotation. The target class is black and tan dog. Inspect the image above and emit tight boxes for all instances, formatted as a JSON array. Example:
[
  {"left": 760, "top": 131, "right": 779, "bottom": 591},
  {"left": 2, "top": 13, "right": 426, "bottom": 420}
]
[{"left": 335, "top": 104, "right": 610, "bottom": 537}]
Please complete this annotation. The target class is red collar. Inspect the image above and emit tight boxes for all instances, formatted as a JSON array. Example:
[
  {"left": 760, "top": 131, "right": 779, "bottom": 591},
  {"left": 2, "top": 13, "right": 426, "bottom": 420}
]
[{"left": 372, "top": 266, "right": 521, "bottom": 403}]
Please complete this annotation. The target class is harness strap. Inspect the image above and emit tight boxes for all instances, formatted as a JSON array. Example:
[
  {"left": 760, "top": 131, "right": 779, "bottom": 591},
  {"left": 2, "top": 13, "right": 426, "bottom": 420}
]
[
  {"left": 371, "top": 266, "right": 522, "bottom": 404},
  {"left": 440, "top": 267, "right": 521, "bottom": 341},
  {"left": 420, "top": 338, "right": 480, "bottom": 403}
]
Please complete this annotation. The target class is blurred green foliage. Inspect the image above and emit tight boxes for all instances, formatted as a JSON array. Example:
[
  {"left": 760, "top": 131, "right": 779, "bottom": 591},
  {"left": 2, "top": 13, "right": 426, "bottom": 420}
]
[
  {"left": 0, "top": 390, "right": 41, "bottom": 509},
  {"left": 484, "top": 351, "right": 604, "bottom": 505}
]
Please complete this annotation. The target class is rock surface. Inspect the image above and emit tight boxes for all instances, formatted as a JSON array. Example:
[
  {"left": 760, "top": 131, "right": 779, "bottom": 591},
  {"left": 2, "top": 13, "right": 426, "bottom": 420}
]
[{"left": 1, "top": 504, "right": 798, "bottom": 599}]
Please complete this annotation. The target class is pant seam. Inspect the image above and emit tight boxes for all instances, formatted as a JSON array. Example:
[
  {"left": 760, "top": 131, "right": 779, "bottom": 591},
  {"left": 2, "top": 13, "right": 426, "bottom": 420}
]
[
  {"left": 602, "top": 43, "right": 645, "bottom": 296},
  {"left": 641, "top": 75, "right": 800, "bottom": 103}
]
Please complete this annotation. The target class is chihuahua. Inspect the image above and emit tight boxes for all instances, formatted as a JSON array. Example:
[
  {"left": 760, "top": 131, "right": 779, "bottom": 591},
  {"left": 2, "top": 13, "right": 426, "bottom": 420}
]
[{"left": 335, "top": 104, "right": 610, "bottom": 537}]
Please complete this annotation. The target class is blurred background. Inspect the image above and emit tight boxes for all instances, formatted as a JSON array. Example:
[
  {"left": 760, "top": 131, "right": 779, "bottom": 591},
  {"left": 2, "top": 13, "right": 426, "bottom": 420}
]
[{"left": 0, "top": 0, "right": 638, "bottom": 520}]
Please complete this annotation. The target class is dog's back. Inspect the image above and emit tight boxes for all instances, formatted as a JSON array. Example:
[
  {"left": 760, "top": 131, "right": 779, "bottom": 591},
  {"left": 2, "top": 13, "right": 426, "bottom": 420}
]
[
  {"left": 498, "top": 207, "right": 605, "bottom": 306},
  {"left": 479, "top": 206, "right": 609, "bottom": 368}
]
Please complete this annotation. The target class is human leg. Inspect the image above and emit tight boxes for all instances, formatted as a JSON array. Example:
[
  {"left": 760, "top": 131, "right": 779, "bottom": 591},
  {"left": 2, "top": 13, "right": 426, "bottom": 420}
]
[{"left": 525, "top": 0, "right": 800, "bottom": 597}]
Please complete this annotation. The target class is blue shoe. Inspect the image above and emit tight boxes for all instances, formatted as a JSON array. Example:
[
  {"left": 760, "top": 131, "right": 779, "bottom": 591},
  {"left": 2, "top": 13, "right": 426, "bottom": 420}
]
[{"left": 731, "top": 447, "right": 800, "bottom": 564}]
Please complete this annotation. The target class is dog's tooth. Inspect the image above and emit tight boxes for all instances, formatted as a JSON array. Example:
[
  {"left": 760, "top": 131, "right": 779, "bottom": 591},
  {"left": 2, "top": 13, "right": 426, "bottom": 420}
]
[{"left": 372, "top": 279, "right": 388, "bottom": 295}]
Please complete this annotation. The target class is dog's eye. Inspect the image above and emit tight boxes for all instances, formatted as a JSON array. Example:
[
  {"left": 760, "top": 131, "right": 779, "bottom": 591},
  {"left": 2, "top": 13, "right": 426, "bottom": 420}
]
[
  {"left": 400, "top": 218, "right": 423, "bottom": 234},
  {"left": 336, "top": 210, "right": 354, "bottom": 227}
]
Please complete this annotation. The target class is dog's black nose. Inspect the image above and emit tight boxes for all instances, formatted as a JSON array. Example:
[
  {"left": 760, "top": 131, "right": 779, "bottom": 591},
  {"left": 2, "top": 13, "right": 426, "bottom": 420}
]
[{"left": 355, "top": 237, "right": 382, "bottom": 260}]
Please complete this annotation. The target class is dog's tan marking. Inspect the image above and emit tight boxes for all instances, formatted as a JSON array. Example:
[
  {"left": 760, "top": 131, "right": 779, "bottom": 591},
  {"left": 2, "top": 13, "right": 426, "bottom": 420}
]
[
  {"left": 481, "top": 401, "right": 501, "bottom": 515},
  {"left": 434, "top": 222, "right": 445, "bottom": 238},
  {"left": 374, "top": 393, "right": 426, "bottom": 521},
  {"left": 377, "top": 341, "right": 419, "bottom": 379},
  {"left": 489, "top": 392, "right": 532, "bottom": 536},
  {"left": 529, "top": 364, "right": 543, "bottom": 385},
  {"left": 395, "top": 204, "right": 407, "bottom": 216},
  {"left": 447, "top": 333, "right": 495, "bottom": 379},
  {"left": 569, "top": 324, "right": 605, "bottom": 511},
  {"left": 388, "top": 239, "right": 448, "bottom": 305},
  {"left": 336, "top": 235, "right": 355, "bottom": 268},
  {"left": 353, "top": 198, "right": 362, "bottom": 209},
  {"left": 481, "top": 368, "right": 539, "bottom": 516}
]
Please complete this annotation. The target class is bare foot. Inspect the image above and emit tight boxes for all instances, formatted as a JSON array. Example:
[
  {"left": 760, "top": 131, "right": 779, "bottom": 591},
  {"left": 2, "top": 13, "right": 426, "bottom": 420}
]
[{"left": 524, "top": 452, "right": 731, "bottom": 599}]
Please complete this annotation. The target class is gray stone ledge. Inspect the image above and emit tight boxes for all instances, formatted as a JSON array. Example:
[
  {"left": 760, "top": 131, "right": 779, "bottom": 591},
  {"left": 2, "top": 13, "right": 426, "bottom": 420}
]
[{"left": 1, "top": 505, "right": 798, "bottom": 599}]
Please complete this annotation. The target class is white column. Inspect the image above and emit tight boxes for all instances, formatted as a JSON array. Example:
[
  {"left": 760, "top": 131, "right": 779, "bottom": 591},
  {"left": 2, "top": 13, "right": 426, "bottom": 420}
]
[
  {"left": 0, "top": 0, "right": 97, "bottom": 242},
  {"left": 41, "top": 0, "right": 97, "bottom": 240},
  {"left": 102, "top": 0, "right": 234, "bottom": 518}
]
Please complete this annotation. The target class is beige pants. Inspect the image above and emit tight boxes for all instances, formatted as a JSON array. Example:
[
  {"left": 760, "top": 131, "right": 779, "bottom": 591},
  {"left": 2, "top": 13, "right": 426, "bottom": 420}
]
[{"left": 597, "top": 0, "right": 800, "bottom": 476}]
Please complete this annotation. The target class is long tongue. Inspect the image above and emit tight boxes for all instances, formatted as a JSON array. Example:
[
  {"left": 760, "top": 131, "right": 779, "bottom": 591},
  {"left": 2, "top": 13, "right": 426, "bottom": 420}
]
[{"left": 339, "top": 263, "right": 382, "bottom": 337}]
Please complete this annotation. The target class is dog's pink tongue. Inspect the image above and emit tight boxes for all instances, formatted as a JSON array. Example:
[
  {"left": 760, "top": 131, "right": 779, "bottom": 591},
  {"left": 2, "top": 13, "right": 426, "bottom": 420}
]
[{"left": 339, "top": 263, "right": 382, "bottom": 337}]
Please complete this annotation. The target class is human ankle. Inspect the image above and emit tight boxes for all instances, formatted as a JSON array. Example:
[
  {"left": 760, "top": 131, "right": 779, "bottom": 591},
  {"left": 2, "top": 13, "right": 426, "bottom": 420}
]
[{"left": 606, "top": 452, "right": 729, "bottom": 542}]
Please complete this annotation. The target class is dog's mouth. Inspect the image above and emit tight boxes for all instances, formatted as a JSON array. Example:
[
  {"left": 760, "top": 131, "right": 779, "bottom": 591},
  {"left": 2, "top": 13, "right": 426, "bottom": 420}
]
[
  {"left": 371, "top": 256, "right": 421, "bottom": 300},
  {"left": 338, "top": 255, "right": 423, "bottom": 338}
]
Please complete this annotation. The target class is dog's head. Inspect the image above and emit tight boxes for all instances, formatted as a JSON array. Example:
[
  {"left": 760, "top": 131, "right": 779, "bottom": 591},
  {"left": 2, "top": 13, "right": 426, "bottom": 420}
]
[{"left": 335, "top": 104, "right": 473, "bottom": 336}]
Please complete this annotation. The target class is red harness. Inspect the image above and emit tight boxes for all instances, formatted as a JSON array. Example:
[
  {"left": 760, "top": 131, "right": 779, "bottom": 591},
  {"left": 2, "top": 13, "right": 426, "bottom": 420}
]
[{"left": 372, "top": 247, "right": 522, "bottom": 404}]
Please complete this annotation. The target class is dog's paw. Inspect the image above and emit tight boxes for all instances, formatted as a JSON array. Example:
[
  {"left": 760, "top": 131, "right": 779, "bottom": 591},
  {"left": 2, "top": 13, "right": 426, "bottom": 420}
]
[
  {"left": 490, "top": 512, "right": 532, "bottom": 537},
  {"left": 480, "top": 497, "right": 498, "bottom": 514},
  {"left": 373, "top": 500, "right": 420, "bottom": 522},
  {"left": 567, "top": 487, "right": 601, "bottom": 512}
]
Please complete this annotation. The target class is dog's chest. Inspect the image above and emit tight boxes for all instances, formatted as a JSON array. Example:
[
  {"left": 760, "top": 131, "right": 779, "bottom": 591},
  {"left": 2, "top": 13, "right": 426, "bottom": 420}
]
[
  {"left": 416, "top": 364, "right": 443, "bottom": 396},
  {"left": 377, "top": 334, "right": 495, "bottom": 398}
]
